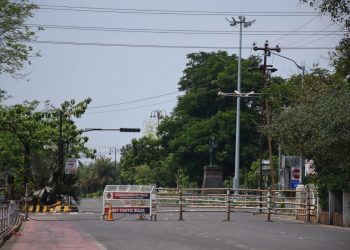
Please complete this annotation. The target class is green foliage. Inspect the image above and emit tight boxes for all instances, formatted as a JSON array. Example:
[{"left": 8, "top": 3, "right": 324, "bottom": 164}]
[
  {"left": 158, "top": 51, "right": 264, "bottom": 185},
  {"left": 270, "top": 73, "right": 350, "bottom": 191},
  {"left": 120, "top": 51, "right": 269, "bottom": 187},
  {"left": 0, "top": 101, "right": 50, "bottom": 189},
  {"left": 119, "top": 135, "right": 171, "bottom": 186},
  {"left": 78, "top": 157, "right": 118, "bottom": 195},
  {"left": 0, "top": 98, "right": 92, "bottom": 201},
  {"left": 0, "top": 0, "right": 40, "bottom": 78},
  {"left": 301, "top": 0, "right": 350, "bottom": 81}
]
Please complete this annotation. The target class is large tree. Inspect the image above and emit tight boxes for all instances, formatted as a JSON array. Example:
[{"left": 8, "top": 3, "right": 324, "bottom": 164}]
[
  {"left": 0, "top": 0, "right": 39, "bottom": 78},
  {"left": 119, "top": 135, "right": 170, "bottom": 186},
  {"left": 119, "top": 51, "right": 280, "bottom": 187},
  {"left": 0, "top": 98, "right": 92, "bottom": 201},
  {"left": 78, "top": 157, "right": 118, "bottom": 195},
  {"left": 0, "top": 101, "right": 49, "bottom": 191},
  {"left": 270, "top": 70, "right": 350, "bottom": 191}
]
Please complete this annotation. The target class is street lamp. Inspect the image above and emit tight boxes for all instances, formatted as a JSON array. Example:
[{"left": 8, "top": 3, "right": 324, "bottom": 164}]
[
  {"left": 150, "top": 109, "right": 167, "bottom": 126},
  {"left": 226, "top": 16, "right": 255, "bottom": 192},
  {"left": 271, "top": 52, "right": 305, "bottom": 85}
]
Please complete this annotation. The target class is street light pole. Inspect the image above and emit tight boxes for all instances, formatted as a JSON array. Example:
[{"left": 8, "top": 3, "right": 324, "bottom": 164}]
[
  {"left": 226, "top": 16, "right": 255, "bottom": 192},
  {"left": 150, "top": 109, "right": 167, "bottom": 126},
  {"left": 271, "top": 52, "right": 305, "bottom": 85}
]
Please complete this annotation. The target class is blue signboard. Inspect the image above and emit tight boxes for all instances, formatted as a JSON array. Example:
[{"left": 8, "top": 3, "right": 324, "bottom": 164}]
[{"left": 290, "top": 180, "right": 299, "bottom": 189}]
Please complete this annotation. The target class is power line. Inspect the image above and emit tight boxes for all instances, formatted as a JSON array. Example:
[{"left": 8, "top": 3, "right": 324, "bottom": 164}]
[
  {"left": 296, "top": 28, "right": 343, "bottom": 47},
  {"left": 86, "top": 99, "right": 177, "bottom": 115},
  {"left": 286, "top": 23, "right": 336, "bottom": 47},
  {"left": 271, "top": 15, "right": 320, "bottom": 43},
  {"left": 30, "top": 40, "right": 336, "bottom": 50},
  {"left": 88, "top": 91, "right": 179, "bottom": 109},
  {"left": 27, "top": 24, "right": 344, "bottom": 36},
  {"left": 38, "top": 5, "right": 324, "bottom": 16}
]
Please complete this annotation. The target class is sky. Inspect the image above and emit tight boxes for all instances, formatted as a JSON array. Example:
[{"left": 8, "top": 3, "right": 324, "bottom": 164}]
[{"left": 0, "top": 0, "right": 343, "bottom": 161}]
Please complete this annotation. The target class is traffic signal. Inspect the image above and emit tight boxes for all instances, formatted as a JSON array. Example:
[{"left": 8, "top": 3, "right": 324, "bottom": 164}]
[{"left": 119, "top": 128, "right": 141, "bottom": 132}]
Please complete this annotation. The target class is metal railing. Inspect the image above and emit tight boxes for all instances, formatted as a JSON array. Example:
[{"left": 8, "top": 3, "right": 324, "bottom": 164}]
[
  {"left": 154, "top": 186, "right": 318, "bottom": 222},
  {"left": 0, "top": 202, "right": 20, "bottom": 234}
]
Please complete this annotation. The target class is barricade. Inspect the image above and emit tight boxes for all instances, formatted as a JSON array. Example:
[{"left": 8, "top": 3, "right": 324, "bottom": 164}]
[
  {"left": 155, "top": 186, "right": 318, "bottom": 223},
  {"left": 0, "top": 201, "right": 20, "bottom": 234},
  {"left": 102, "top": 185, "right": 156, "bottom": 220}
]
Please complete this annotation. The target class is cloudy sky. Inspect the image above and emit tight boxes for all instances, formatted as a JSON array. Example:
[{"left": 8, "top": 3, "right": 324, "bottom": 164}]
[{"left": 0, "top": 0, "right": 343, "bottom": 160}]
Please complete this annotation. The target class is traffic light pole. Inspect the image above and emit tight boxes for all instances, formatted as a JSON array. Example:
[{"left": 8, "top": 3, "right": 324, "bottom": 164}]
[{"left": 83, "top": 128, "right": 141, "bottom": 133}]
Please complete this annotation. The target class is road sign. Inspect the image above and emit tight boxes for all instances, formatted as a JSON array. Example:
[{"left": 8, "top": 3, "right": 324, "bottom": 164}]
[
  {"left": 65, "top": 158, "right": 77, "bottom": 174},
  {"left": 291, "top": 167, "right": 301, "bottom": 180},
  {"left": 290, "top": 180, "right": 299, "bottom": 189},
  {"left": 262, "top": 160, "right": 270, "bottom": 170}
]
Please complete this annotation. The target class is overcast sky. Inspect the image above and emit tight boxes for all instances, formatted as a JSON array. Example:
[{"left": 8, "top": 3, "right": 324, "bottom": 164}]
[{"left": 0, "top": 0, "right": 343, "bottom": 160}]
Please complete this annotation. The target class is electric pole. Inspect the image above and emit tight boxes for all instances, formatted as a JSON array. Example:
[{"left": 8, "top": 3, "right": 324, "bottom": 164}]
[
  {"left": 253, "top": 40, "right": 281, "bottom": 189},
  {"left": 226, "top": 16, "right": 255, "bottom": 192}
]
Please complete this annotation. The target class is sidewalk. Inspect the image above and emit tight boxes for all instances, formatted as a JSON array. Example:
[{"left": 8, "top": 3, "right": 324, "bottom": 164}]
[{"left": 1, "top": 218, "right": 104, "bottom": 250}]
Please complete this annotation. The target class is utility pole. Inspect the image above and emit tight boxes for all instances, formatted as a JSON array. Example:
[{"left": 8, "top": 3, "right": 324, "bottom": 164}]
[
  {"left": 58, "top": 111, "right": 65, "bottom": 179},
  {"left": 226, "top": 16, "right": 255, "bottom": 192},
  {"left": 253, "top": 40, "right": 281, "bottom": 189}
]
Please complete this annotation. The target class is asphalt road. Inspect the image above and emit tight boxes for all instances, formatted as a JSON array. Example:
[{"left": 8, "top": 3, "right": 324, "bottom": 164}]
[{"left": 3, "top": 198, "right": 350, "bottom": 250}]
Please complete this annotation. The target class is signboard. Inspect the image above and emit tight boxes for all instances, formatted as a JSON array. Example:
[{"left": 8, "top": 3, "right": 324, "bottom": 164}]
[
  {"left": 290, "top": 180, "right": 299, "bottom": 189},
  {"left": 262, "top": 160, "right": 270, "bottom": 170},
  {"left": 291, "top": 167, "right": 301, "bottom": 181},
  {"left": 107, "top": 192, "right": 150, "bottom": 200},
  {"left": 65, "top": 158, "right": 77, "bottom": 174},
  {"left": 102, "top": 185, "right": 155, "bottom": 216},
  {"left": 104, "top": 207, "right": 150, "bottom": 214},
  {"left": 290, "top": 166, "right": 301, "bottom": 189},
  {"left": 305, "top": 159, "right": 315, "bottom": 176}
]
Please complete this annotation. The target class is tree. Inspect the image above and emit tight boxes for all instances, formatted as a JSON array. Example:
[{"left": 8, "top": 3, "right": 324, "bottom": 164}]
[
  {"left": 301, "top": 0, "right": 350, "bottom": 80},
  {"left": 0, "top": 0, "right": 40, "bottom": 78},
  {"left": 78, "top": 157, "right": 118, "bottom": 195},
  {"left": 43, "top": 98, "right": 92, "bottom": 201},
  {"left": 270, "top": 72, "right": 350, "bottom": 191},
  {"left": 0, "top": 98, "right": 93, "bottom": 202},
  {"left": 119, "top": 135, "right": 168, "bottom": 185},
  {"left": 157, "top": 51, "right": 264, "bottom": 185},
  {"left": 0, "top": 101, "right": 50, "bottom": 191}
]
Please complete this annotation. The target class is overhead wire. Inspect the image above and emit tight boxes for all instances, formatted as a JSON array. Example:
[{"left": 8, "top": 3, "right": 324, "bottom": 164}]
[
  {"left": 30, "top": 40, "right": 336, "bottom": 50},
  {"left": 27, "top": 24, "right": 344, "bottom": 36},
  {"left": 270, "top": 15, "right": 320, "bottom": 43},
  {"left": 86, "top": 99, "right": 177, "bottom": 115},
  {"left": 37, "top": 5, "right": 324, "bottom": 16},
  {"left": 297, "top": 28, "right": 344, "bottom": 48},
  {"left": 88, "top": 90, "right": 179, "bottom": 109},
  {"left": 286, "top": 23, "right": 336, "bottom": 47}
]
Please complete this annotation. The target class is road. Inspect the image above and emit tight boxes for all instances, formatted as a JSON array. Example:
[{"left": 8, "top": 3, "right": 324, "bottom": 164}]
[{"left": 2, "top": 198, "right": 350, "bottom": 250}]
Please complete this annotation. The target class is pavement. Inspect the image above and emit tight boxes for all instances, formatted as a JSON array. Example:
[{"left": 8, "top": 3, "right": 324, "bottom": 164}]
[{"left": 1, "top": 216, "right": 105, "bottom": 250}]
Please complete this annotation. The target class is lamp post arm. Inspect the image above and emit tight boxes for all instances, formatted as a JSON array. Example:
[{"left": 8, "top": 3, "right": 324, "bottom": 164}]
[
  {"left": 270, "top": 52, "right": 305, "bottom": 85},
  {"left": 270, "top": 52, "right": 304, "bottom": 71}
]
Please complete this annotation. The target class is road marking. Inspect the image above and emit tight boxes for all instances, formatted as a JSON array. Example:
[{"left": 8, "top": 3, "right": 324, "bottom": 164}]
[
  {"left": 94, "top": 241, "right": 107, "bottom": 250},
  {"left": 236, "top": 244, "right": 251, "bottom": 249}
]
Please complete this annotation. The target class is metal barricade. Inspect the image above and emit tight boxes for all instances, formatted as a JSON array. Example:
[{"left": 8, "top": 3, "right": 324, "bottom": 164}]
[
  {"left": 0, "top": 201, "right": 20, "bottom": 234},
  {"left": 155, "top": 186, "right": 318, "bottom": 222}
]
